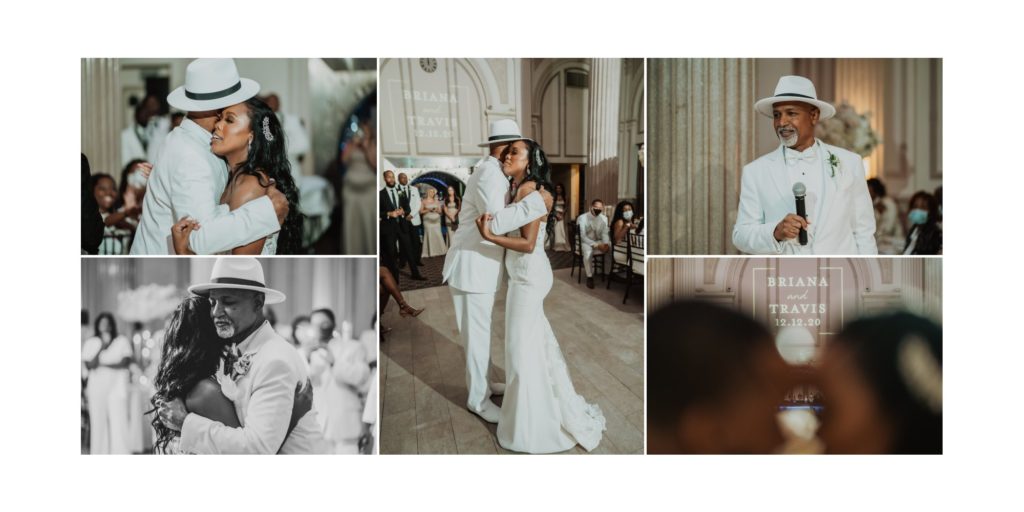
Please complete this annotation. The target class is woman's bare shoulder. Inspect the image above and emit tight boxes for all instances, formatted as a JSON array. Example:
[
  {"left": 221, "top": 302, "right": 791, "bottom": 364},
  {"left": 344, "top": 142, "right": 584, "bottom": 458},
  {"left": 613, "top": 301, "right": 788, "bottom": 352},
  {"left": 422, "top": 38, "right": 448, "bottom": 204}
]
[
  {"left": 185, "top": 378, "right": 223, "bottom": 408},
  {"left": 227, "top": 172, "right": 270, "bottom": 210},
  {"left": 515, "top": 181, "right": 537, "bottom": 201}
]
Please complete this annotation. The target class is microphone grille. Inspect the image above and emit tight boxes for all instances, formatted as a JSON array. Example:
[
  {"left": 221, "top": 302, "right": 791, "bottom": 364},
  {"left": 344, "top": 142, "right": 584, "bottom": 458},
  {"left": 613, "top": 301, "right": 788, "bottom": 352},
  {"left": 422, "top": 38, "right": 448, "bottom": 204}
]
[{"left": 793, "top": 182, "right": 806, "bottom": 196}]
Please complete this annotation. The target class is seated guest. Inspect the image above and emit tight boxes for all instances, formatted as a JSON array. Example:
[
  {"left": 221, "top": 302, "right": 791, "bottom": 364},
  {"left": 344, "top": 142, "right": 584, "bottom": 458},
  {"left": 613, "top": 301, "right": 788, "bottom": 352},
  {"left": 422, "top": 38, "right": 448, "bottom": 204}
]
[
  {"left": 577, "top": 198, "right": 611, "bottom": 289},
  {"left": 609, "top": 200, "right": 638, "bottom": 245},
  {"left": 903, "top": 191, "right": 942, "bottom": 255},
  {"left": 90, "top": 173, "right": 140, "bottom": 255},
  {"left": 867, "top": 178, "right": 904, "bottom": 254},
  {"left": 817, "top": 312, "right": 942, "bottom": 454},
  {"left": 647, "top": 300, "right": 793, "bottom": 454}
]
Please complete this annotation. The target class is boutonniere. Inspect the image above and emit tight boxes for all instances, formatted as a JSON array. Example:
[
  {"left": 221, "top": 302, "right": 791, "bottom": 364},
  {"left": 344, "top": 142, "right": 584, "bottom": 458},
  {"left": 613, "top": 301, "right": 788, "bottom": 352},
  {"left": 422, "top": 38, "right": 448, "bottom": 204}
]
[
  {"left": 827, "top": 151, "right": 840, "bottom": 178},
  {"left": 222, "top": 344, "right": 254, "bottom": 379},
  {"left": 217, "top": 344, "right": 254, "bottom": 402}
]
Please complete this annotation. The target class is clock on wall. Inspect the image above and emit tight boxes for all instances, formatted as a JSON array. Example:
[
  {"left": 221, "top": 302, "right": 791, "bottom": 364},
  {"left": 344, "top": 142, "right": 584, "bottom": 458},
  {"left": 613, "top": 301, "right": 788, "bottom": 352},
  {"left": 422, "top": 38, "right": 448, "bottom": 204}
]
[{"left": 419, "top": 58, "right": 438, "bottom": 73}]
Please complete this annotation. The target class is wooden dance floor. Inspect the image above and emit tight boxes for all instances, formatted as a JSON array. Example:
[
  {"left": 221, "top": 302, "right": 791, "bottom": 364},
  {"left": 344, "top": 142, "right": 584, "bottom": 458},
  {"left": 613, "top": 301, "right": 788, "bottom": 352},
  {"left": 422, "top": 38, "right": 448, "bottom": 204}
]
[{"left": 380, "top": 267, "right": 644, "bottom": 454}]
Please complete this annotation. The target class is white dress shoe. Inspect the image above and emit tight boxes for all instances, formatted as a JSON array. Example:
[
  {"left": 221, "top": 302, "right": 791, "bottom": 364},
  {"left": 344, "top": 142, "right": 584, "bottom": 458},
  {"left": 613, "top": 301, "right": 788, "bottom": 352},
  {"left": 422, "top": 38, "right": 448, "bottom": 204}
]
[
  {"left": 469, "top": 399, "right": 502, "bottom": 423},
  {"left": 489, "top": 381, "right": 506, "bottom": 396}
]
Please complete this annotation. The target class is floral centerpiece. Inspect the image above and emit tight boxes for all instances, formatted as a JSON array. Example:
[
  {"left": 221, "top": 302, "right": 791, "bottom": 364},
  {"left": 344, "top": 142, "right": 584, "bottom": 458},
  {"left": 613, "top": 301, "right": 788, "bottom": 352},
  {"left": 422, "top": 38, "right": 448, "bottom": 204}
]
[
  {"left": 116, "top": 283, "right": 182, "bottom": 324},
  {"left": 816, "top": 102, "right": 880, "bottom": 158}
]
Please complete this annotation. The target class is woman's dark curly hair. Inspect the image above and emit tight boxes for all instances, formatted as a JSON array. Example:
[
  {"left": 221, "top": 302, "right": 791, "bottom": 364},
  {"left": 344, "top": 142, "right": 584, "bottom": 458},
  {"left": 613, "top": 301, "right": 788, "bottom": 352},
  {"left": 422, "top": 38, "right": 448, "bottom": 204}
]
[
  {"left": 518, "top": 139, "right": 555, "bottom": 239},
  {"left": 231, "top": 97, "right": 304, "bottom": 254},
  {"left": 832, "top": 312, "right": 942, "bottom": 454},
  {"left": 148, "top": 296, "right": 226, "bottom": 453},
  {"left": 610, "top": 200, "right": 634, "bottom": 227},
  {"left": 908, "top": 190, "right": 940, "bottom": 228}
]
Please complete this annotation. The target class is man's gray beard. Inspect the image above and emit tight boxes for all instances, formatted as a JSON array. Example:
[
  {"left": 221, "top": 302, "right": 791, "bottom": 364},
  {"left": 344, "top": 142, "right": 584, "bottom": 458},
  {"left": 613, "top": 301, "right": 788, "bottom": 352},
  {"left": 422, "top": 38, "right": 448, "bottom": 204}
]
[
  {"left": 216, "top": 325, "right": 236, "bottom": 339},
  {"left": 779, "top": 133, "right": 799, "bottom": 148}
]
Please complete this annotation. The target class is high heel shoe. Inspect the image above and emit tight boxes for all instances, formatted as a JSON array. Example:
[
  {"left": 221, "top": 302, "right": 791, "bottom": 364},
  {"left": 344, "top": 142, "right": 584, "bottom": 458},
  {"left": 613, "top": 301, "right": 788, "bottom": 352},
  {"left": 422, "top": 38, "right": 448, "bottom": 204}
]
[{"left": 399, "top": 302, "right": 424, "bottom": 317}]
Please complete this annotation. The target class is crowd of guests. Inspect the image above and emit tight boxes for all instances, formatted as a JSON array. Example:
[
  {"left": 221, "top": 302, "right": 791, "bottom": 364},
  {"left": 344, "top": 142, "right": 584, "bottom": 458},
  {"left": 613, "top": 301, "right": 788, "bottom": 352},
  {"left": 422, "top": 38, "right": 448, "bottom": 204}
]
[
  {"left": 868, "top": 178, "right": 943, "bottom": 255},
  {"left": 647, "top": 300, "right": 942, "bottom": 454},
  {"left": 81, "top": 306, "right": 377, "bottom": 454},
  {"left": 574, "top": 197, "right": 645, "bottom": 289},
  {"left": 379, "top": 171, "right": 467, "bottom": 284}
]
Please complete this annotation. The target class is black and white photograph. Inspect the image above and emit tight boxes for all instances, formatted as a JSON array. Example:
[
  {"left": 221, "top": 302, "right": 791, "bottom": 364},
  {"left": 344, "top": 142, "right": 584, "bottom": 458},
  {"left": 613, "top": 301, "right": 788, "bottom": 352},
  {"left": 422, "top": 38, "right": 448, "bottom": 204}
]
[{"left": 81, "top": 257, "right": 377, "bottom": 454}]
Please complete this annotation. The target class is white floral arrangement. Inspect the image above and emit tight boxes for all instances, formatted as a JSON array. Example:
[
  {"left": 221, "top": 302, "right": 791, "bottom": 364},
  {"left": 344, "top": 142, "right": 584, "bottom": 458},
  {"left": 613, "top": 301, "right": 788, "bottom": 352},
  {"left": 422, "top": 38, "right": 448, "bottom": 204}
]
[
  {"left": 816, "top": 102, "right": 880, "bottom": 157},
  {"left": 116, "top": 283, "right": 182, "bottom": 323}
]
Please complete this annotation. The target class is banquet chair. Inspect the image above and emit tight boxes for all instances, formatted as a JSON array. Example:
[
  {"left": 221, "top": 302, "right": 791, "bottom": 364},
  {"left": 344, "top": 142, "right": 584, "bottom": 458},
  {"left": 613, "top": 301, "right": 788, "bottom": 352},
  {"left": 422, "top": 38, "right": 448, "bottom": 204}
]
[{"left": 622, "top": 232, "right": 645, "bottom": 304}]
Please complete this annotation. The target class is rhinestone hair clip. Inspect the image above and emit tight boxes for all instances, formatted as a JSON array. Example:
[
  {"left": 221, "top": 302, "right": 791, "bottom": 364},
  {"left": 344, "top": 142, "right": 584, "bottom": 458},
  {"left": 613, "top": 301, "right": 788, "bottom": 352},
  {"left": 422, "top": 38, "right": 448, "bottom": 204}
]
[{"left": 262, "top": 117, "right": 274, "bottom": 142}]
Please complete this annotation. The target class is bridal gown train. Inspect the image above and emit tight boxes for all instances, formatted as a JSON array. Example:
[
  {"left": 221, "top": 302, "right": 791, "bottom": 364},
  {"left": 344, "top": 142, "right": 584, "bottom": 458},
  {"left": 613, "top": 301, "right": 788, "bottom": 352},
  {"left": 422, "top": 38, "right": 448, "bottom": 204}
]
[{"left": 497, "top": 228, "right": 606, "bottom": 453}]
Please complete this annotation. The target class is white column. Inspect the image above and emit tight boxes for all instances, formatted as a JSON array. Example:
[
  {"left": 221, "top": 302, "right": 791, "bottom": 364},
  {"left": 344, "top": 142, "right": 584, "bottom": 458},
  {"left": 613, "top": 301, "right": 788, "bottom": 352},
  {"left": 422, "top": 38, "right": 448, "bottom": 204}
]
[
  {"left": 617, "top": 59, "right": 644, "bottom": 203},
  {"left": 886, "top": 58, "right": 942, "bottom": 203},
  {"left": 81, "top": 58, "right": 121, "bottom": 175},
  {"left": 587, "top": 58, "right": 622, "bottom": 206},
  {"left": 647, "top": 259, "right": 672, "bottom": 311},
  {"left": 648, "top": 58, "right": 756, "bottom": 255}
]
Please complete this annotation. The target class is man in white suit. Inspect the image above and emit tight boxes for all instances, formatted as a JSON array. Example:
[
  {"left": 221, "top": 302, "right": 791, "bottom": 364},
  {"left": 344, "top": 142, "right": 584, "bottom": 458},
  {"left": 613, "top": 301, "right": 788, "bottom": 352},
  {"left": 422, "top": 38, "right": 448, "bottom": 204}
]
[
  {"left": 120, "top": 93, "right": 169, "bottom": 167},
  {"left": 732, "top": 76, "right": 877, "bottom": 255},
  {"left": 157, "top": 258, "right": 327, "bottom": 454},
  {"left": 577, "top": 198, "right": 611, "bottom": 289},
  {"left": 131, "top": 58, "right": 288, "bottom": 255},
  {"left": 442, "top": 119, "right": 552, "bottom": 423}
]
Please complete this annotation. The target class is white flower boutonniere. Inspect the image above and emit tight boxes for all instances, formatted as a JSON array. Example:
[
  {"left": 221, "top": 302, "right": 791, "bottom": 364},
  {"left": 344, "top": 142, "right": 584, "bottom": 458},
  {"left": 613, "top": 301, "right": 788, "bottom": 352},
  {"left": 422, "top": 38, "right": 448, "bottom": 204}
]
[
  {"left": 233, "top": 352, "right": 254, "bottom": 378},
  {"left": 217, "top": 344, "right": 255, "bottom": 402},
  {"left": 827, "top": 151, "right": 840, "bottom": 178}
]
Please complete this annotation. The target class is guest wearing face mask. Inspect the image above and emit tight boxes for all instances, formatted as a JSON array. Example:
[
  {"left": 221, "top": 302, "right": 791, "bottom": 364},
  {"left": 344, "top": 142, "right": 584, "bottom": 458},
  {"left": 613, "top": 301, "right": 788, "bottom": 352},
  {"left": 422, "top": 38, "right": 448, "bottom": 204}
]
[
  {"left": 577, "top": 199, "right": 611, "bottom": 289},
  {"left": 903, "top": 191, "right": 942, "bottom": 255},
  {"left": 610, "top": 200, "right": 638, "bottom": 245}
]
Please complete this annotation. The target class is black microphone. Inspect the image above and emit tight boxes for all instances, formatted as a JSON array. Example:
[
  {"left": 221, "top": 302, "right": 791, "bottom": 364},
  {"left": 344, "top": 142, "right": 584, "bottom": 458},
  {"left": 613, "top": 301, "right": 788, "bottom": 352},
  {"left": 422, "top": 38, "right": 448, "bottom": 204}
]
[{"left": 793, "top": 182, "right": 808, "bottom": 246}]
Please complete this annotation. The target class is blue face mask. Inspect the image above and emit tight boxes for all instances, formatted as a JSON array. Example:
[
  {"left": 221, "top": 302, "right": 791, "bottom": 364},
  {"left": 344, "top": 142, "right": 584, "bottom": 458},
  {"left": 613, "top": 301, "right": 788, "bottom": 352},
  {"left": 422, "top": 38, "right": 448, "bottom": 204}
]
[{"left": 908, "top": 209, "right": 928, "bottom": 225}]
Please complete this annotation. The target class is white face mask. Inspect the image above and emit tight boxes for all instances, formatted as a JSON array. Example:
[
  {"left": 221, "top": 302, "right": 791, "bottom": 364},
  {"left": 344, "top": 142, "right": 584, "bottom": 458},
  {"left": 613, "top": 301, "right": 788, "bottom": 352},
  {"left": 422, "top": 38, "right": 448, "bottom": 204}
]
[{"left": 623, "top": 211, "right": 634, "bottom": 221}]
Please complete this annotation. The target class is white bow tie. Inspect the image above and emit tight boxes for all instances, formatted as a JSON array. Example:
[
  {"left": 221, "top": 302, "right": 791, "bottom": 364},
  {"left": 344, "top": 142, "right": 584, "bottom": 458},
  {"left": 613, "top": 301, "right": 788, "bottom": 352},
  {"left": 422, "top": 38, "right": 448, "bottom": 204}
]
[{"left": 786, "top": 146, "right": 818, "bottom": 165}]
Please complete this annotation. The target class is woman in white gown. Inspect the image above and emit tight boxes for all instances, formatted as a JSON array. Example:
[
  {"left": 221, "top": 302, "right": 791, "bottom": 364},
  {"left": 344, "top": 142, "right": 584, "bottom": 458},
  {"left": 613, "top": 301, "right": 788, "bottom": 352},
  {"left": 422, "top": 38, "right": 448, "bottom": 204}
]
[
  {"left": 476, "top": 139, "right": 606, "bottom": 454},
  {"left": 82, "top": 313, "right": 133, "bottom": 454},
  {"left": 419, "top": 187, "right": 448, "bottom": 258},
  {"left": 171, "top": 97, "right": 302, "bottom": 256}
]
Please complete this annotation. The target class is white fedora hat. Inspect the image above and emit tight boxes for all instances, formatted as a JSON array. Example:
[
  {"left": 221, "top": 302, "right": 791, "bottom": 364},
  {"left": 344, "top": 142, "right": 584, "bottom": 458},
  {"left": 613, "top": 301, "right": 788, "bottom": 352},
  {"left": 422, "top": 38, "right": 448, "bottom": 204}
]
[
  {"left": 188, "top": 258, "right": 286, "bottom": 305},
  {"left": 755, "top": 75, "right": 835, "bottom": 120},
  {"left": 477, "top": 119, "right": 532, "bottom": 147},
  {"left": 167, "top": 58, "right": 260, "bottom": 112}
]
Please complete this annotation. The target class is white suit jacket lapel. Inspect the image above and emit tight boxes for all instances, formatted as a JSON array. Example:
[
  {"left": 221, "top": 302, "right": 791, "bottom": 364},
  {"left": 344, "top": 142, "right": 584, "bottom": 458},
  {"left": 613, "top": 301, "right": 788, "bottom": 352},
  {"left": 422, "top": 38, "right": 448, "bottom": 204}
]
[
  {"left": 811, "top": 140, "right": 838, "bottom": 236},
  {"left": 767, "top": 146, "right": 793, "bottom": 216}
]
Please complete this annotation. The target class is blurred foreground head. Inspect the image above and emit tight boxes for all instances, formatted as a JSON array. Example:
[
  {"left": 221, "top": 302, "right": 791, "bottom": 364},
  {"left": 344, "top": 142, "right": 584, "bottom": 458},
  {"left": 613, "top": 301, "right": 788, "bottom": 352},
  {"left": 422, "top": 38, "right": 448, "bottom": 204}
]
[
  {"left": 647, "top": 300, "right": 792, "bottom": 454},
  {"left": 819, "top": 312, "right": 942, "bottom": 454}
]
